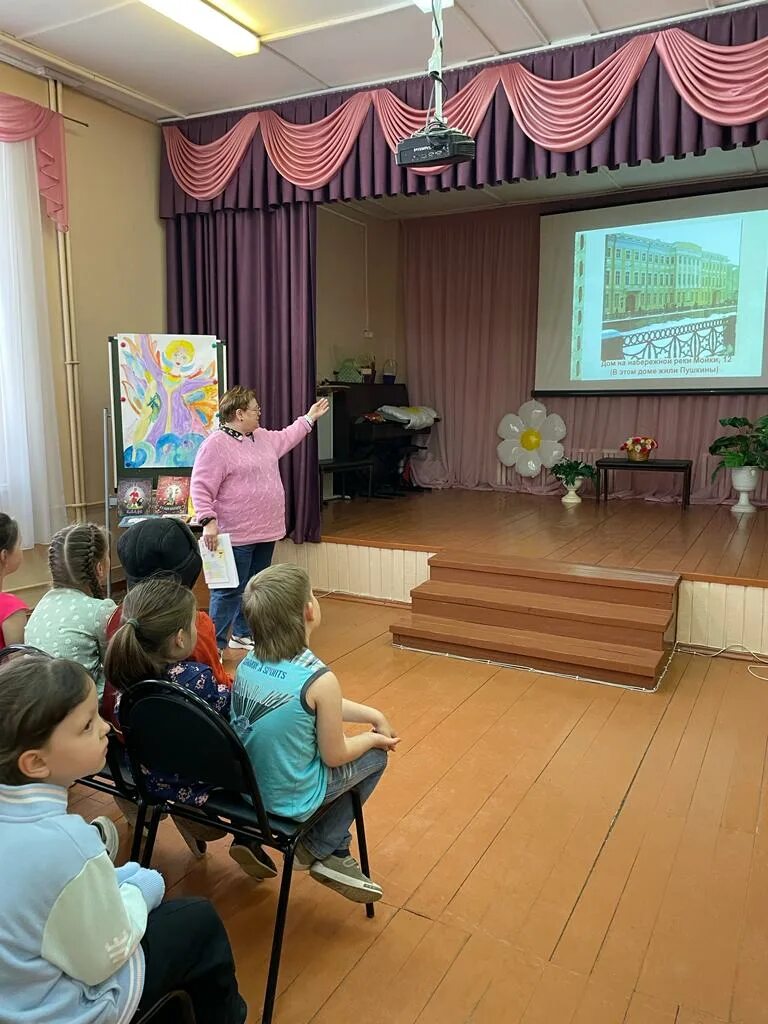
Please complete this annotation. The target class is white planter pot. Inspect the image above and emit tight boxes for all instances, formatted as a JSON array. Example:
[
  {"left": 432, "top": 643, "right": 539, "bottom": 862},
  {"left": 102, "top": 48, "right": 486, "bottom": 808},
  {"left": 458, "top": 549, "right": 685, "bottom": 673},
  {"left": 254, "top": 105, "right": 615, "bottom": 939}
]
[
  {"left": 561, "top": 476, "right": 583, "bottom": 506},
  {"left": 731, "top": 465, "right": 760, "bottom": 513}
]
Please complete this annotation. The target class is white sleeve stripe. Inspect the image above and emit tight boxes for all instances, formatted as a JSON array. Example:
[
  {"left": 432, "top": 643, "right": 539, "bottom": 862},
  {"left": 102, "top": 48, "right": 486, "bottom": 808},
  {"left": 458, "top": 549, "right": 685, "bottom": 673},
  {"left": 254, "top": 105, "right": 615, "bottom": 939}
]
[{"left": 115, "top": 951, "right": 145, "bottom": 1024}]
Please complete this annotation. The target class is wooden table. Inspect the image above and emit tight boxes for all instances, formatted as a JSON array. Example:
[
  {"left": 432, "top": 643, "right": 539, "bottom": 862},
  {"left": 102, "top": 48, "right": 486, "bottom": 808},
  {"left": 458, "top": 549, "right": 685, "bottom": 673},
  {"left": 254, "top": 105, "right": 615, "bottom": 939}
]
[{"left": 596, "top": 457, "right": 693, "bottom": 508}]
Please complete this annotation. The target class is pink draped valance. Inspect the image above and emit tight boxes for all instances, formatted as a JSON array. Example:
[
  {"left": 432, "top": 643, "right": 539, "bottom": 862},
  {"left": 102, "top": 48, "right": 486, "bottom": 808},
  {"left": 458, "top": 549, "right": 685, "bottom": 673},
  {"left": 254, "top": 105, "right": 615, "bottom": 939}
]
[
  {"left": 0, "top": 93, "right": 68, "bottom": 230},
  {"left": 164, "top": 25, "right": 768, "bottom": 202}
]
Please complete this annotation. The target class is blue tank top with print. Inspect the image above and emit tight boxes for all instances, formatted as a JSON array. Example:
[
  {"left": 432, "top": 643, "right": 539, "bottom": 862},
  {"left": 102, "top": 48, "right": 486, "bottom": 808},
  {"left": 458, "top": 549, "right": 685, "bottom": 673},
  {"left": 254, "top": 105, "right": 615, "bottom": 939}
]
[{"left": 230, "top": 648, "right": 328, "bottom": 820}]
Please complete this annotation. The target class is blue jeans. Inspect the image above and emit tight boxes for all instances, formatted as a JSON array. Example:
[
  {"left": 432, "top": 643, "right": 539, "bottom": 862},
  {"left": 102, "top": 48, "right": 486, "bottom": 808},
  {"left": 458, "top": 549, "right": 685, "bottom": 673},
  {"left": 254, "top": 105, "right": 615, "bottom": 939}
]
[
  {"left": 302, "top": 747, "right": 388, "bottom": 861},
  {"left": 209, "top": 541, "right": 275, "bottom": 648}
]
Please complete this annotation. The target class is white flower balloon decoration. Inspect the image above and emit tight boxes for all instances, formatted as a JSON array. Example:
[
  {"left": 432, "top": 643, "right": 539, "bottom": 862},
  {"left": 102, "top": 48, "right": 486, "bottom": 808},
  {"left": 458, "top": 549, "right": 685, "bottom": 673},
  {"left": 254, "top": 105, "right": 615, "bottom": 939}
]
[{"left": 497, "top": 400, "right": 566, "bottom": 478}]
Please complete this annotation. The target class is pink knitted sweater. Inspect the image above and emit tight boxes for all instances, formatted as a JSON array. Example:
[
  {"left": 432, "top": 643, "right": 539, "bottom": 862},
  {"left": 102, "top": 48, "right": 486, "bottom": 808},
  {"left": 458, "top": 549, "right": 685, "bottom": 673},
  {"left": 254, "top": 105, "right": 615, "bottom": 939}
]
[{"left": 190, "top": 419, "right": 312, "bottom": 545}]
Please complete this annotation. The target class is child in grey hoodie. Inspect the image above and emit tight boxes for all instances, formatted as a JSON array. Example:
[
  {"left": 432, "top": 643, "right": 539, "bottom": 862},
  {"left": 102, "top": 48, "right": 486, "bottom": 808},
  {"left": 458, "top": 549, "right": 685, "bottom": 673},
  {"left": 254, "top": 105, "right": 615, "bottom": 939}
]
[{"left": 0, "top": 654, "right": 246, "bottom": 1024}]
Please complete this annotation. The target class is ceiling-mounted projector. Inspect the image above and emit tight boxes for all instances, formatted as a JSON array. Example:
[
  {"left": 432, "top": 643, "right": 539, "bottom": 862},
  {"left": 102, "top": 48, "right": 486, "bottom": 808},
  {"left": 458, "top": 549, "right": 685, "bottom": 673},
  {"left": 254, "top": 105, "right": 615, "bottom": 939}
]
[
  {"left": 396, "top": 125, "right": 475, "bottom": 168},
  {"left": 396, "top": 0, "right": 475, "bottom": 169}
]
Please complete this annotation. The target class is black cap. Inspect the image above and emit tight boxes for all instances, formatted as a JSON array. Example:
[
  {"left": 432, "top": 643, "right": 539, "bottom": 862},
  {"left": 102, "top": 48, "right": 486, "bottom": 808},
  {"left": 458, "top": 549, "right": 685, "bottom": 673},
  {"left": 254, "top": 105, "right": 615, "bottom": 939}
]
[{"left": 117, "top": 518, "right": 202, "bottom": 590}]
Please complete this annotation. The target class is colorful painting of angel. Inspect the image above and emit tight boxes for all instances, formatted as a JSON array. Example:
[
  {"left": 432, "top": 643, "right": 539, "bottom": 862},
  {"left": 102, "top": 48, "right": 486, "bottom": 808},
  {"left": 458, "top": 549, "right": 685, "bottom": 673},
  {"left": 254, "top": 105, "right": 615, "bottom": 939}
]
[{"left": 115, "top": 334, "right": 221, "bottom": 470}]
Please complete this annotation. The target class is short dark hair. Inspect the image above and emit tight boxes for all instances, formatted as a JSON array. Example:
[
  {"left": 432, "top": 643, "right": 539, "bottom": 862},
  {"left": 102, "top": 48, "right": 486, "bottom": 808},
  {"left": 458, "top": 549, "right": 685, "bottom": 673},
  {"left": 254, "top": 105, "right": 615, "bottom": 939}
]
[
  {"left": 0, "top": 513, "right": 19, "bottom": 556},
  {"left": 0, "top": 657, "right": 91, "bottom": 785},
  {"left": 218, "top": 386, "right": 259, "bottom": 424}
]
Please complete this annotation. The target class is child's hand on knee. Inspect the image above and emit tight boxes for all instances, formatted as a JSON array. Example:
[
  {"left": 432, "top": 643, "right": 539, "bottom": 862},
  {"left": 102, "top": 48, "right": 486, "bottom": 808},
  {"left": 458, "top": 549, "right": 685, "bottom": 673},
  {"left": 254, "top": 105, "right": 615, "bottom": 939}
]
[{"left": 370, "top": 731, "right": 400, "bottom": 752}]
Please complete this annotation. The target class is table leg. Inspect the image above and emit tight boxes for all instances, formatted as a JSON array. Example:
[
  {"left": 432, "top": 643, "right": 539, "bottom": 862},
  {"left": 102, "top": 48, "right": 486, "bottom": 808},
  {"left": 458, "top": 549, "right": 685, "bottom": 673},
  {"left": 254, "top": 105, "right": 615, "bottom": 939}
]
[{"left": 684, "top": 467, "right": 691, "bottom": 509}]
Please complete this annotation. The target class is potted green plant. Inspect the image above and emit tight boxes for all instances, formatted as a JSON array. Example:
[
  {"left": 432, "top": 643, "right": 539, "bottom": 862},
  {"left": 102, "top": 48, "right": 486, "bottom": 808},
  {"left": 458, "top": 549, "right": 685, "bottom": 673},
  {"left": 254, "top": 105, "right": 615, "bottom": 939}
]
[
  {"left": 551, "top": 458, "right": 596, "bottom": 506},
  {"left": 709, "top": 415, "right": 768, "bottom": 513}
]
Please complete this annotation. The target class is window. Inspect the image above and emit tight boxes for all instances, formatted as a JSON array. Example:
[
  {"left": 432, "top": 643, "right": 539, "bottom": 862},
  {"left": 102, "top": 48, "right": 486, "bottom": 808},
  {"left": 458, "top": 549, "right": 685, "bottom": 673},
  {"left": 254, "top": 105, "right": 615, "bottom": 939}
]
[
  {"left": 615, "top": 270, "right": 621, "bottom": 285},
  {"left": 0, "top": 139, "right": 65, "bottom": 545},
  {"left": 625, "top": 271, "right": 630, "bottom": 285}
]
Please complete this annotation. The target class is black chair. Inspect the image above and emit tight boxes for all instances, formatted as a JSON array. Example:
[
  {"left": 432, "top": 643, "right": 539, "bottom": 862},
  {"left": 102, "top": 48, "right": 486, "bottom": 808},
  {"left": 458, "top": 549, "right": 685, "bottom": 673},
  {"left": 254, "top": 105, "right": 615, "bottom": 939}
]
[
  {"left": 119, "top": 679, "right": 375, "bottom": 1024},
  {"left": 135, "top": 990, "right": 196, "bottom": 1024}
]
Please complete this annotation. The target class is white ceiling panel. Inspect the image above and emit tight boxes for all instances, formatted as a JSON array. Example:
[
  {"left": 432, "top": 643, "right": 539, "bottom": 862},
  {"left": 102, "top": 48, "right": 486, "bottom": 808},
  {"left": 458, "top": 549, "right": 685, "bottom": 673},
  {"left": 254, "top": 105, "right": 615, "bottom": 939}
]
[
  {"left": 0, "top": 0, "right": 112, "bottom": 38},
  {"left": 24, "top": 4, "right": 323, "bottom": 113},
  {"left": 0, "top": 1, "right": 758, "bottom": 119},
  {"left": 240, "top": 0, "right": 413, "bottom": 38},
  {"left": 450, "top": 0, "right": 544, "bottom": 51},
  {"left": 586, "top": 0, "right": 716, "bottom": 32},
  {"left": 269, "top": 6, "right": 495, "bottom": 89},
  {"left": 459, "top": 0, "right": 594, "bottom": 50}
]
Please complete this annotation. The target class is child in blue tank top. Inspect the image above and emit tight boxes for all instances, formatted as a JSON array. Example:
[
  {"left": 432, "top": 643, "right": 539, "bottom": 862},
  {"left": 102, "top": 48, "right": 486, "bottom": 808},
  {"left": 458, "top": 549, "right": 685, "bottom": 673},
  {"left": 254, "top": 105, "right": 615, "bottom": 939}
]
[{"left": 231, "top": 564, "right": 399, "bottom": 903}]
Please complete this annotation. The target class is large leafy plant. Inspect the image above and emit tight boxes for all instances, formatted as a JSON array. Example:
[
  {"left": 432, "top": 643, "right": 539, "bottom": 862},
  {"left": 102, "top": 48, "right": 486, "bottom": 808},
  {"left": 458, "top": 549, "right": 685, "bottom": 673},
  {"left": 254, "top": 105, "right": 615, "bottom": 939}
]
[
  {"left": 551, "top": 458, "right": 596, "bottom": 486},
  {"left": 709, "top": 416, "right": 768, "bottom": 479}
]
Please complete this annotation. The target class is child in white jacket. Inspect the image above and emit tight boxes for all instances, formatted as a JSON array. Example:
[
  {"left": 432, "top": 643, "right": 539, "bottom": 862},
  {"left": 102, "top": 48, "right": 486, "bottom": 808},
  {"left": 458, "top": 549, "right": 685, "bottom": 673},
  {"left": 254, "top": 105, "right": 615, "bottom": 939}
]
[{"left": 0, "top": 654, "right": 246, "bottom": 1024}]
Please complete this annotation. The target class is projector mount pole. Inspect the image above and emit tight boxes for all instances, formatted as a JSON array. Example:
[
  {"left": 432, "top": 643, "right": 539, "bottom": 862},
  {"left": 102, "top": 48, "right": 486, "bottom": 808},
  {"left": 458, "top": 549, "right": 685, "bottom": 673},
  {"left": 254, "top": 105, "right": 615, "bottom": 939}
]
[{"left": 429, "top": 0, "right": 445, "bottom": 127}]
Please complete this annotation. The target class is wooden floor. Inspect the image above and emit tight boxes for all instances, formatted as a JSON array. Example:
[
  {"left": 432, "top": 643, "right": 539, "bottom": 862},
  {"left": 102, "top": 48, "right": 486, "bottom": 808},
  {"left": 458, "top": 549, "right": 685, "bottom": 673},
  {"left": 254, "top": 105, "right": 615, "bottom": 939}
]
[
  {"left": 321, "top": 490, "right": 768, "bottom": 584},
  {"left": 73, "top": 597, "right": 768, "bottom": 1024}
]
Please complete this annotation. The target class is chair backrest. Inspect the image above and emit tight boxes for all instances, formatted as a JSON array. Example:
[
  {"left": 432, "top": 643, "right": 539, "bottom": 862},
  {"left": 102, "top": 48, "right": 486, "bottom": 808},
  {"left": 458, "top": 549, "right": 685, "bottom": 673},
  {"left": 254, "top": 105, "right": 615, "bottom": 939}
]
[
  {"left": 0, "top": 643, "right": 51, "bottom": 666},
  {"left": 119, "top": 679, "right": 273, "bottom": 835}
]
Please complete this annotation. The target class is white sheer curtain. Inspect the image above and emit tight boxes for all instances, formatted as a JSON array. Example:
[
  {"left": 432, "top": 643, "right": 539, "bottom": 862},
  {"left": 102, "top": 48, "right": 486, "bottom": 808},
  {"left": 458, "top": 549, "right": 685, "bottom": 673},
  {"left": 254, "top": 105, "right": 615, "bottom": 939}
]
[{"left": 0, "top": 138, "right": 65, "bottom": 545}]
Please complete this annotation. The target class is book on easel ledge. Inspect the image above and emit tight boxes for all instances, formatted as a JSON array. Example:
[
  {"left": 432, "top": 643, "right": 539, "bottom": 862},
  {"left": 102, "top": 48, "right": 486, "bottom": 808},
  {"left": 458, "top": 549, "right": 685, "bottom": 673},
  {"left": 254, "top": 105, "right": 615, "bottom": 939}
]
[
  {"left": 117, "top": 478, "right": 153, "bottom": 523},
  {"left": 155, "top": 476, "right": 191, "bottom": 518}
]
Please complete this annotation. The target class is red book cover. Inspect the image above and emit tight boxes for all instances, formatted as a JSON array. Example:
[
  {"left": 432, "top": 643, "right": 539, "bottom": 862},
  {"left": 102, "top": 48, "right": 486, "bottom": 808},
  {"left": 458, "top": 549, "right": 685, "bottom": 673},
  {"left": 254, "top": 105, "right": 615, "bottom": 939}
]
[{"left": 155, "top": 476, "right": 191, "bottom": 516}]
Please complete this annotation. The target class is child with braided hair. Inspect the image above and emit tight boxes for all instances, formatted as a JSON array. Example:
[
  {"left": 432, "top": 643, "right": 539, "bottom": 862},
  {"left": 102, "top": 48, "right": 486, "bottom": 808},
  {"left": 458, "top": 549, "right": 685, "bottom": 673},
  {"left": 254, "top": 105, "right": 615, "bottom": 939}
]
[{"left": 25, "top": 523, "right": 116, "bottom": 697}]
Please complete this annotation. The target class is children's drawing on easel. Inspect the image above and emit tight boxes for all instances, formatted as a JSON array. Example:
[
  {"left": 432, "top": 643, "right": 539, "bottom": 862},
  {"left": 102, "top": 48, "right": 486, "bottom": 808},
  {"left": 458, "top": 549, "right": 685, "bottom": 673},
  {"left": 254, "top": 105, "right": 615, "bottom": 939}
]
[{"left": 114, "top": 334, "right": 223, "bottom": 471}]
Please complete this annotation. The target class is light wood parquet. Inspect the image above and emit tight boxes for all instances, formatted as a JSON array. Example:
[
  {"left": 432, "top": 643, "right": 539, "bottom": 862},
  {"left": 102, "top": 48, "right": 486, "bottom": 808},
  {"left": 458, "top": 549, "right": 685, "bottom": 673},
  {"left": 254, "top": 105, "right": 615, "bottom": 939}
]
[
  {"left": 321, "top": 490, "right": 768, "bottom": 584},
  {"left": 71, "top": 596, "right": 768, "bottom": 1023}
]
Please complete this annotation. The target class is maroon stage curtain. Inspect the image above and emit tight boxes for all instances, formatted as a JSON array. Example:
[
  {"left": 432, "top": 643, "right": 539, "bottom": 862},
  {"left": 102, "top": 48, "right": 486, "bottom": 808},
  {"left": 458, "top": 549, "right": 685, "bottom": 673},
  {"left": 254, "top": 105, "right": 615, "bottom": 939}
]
[
  {"left": 166, "top": 204, "right": 321, "bottom": 541},
  {"left": 160, "top": 4, "right": 768, "bottom": 216}
]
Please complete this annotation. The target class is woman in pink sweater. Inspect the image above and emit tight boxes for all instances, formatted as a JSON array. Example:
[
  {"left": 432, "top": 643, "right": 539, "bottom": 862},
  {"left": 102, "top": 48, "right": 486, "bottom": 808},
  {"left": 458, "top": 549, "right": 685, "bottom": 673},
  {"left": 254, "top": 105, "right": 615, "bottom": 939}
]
[{"left": 191, "top": 386, "right": 328, "bottom": 651}]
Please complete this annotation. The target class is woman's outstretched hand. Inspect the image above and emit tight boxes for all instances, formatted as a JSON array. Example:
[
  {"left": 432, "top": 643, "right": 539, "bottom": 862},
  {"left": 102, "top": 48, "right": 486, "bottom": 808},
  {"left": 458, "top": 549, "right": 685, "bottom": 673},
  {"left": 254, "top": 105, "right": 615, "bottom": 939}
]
[{"left": 306, "top": 398, "right": 330, "bottom": 423}]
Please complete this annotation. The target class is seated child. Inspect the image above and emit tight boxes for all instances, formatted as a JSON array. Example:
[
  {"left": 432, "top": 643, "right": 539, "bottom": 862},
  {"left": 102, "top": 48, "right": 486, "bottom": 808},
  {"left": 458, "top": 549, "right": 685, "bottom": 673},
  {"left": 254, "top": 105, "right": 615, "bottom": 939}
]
[
  {"left": 102, "top": 517, "right": 232, "bottom": 732},
  {"left": 0, "top": 654, "right": 246, "bottom": 1024},
  {"left": 231, "top": 564, "right": 399, "bottom": 904},
  {"left": 104, "top": 576, "right": 276, "bottom": 879},
  {"left": 0, "top": 513, "right": 28, "bottom": 649},
  {"left": 25, "top": 523, "right": 116, "bottom": 697}
]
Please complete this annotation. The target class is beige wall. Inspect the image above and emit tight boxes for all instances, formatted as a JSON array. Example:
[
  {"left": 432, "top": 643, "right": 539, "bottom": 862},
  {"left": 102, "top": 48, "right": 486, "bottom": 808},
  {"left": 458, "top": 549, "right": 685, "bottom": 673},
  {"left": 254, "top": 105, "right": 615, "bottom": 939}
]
[
  {"left": 316, "top": 206, "right": 405, "bottom": 385},
  {"left": 0, "top": 64, "right": 165, "bottom": 602}
]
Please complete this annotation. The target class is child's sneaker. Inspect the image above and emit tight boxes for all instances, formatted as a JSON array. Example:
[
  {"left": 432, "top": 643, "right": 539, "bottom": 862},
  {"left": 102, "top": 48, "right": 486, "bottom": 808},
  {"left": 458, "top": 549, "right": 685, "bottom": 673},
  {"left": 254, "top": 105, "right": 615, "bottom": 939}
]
[
  {"left": 229, "top": 841, "right": 278, "bottom": 880},
  {"left": 172, "top": 818, "right": 208, "bottom": 858},
  {"left": 229, "top": 635, "right": 254, "bottom": 650},
  {"left": 309, "top": 853, "right": 383, "bottom": 903},
  {"left": 292, "top": 841, "right": 315, "bottom": 872},
  {"left": 91, "top": 816, "right": 120, "bottom": 863}
]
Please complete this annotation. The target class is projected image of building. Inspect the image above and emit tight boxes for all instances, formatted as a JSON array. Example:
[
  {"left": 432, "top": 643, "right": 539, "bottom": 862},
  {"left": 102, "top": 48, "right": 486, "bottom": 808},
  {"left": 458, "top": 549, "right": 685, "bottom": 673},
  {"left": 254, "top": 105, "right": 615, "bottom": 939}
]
[{"left": 602, "top": 233, "right": 739, "bottom": 320}]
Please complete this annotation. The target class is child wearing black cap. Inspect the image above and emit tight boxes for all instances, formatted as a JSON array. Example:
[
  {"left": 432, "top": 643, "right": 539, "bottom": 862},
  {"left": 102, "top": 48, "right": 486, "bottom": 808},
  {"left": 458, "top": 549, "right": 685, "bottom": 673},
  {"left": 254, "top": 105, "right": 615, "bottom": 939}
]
[{"left": 105, "top": 518, "right": 231, "bottom": 705}]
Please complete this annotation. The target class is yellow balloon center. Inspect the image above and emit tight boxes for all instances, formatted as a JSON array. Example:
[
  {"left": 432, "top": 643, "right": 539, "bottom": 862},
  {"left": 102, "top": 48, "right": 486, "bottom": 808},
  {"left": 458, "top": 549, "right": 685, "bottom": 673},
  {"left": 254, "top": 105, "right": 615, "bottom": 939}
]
[{"left": 520, "top": 428, "right": 541, "bottom": 451}]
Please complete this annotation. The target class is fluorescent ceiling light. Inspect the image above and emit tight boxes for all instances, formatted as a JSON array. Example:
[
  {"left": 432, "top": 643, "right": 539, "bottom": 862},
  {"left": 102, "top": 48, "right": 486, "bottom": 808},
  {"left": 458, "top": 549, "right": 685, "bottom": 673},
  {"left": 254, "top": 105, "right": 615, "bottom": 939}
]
[
  {"left": 411, "top": 0, "right": 454, "bottom": 10},
  {"left": 139, "top": 0, "right": 260, "bottom": 56}
]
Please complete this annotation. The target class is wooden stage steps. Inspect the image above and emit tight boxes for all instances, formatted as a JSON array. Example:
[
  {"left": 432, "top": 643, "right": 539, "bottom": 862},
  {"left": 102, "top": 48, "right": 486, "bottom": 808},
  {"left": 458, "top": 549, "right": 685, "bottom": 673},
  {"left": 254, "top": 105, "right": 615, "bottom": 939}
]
[{"left": 389, "top": 552, "right": 680, "bottom": 690}]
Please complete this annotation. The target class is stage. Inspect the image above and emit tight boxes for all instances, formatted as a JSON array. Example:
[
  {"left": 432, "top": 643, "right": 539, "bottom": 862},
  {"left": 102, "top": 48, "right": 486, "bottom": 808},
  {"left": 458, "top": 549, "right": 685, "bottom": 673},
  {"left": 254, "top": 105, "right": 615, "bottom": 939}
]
[
  {"left": 272, "top": 489, "right": 768, "bottom": 661},
  {"left": 319, "top": 489, "right": 767, "bottom": 585}
]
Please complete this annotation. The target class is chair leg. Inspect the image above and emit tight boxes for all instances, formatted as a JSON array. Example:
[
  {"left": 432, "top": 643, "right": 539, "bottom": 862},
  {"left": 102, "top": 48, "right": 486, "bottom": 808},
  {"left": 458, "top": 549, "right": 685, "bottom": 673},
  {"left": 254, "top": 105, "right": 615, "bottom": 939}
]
[
  {"left": 351, "top": 789, "right": 375, "bottom": 919},
  {"left": 129, "top": 800, "right": 147, "bottom": 862},
  {"left": 262, "top": 846, "right": 296, "bottom": 1024},
  {"left": 140, "top": 806, "right": 162, "bottom": 868}
]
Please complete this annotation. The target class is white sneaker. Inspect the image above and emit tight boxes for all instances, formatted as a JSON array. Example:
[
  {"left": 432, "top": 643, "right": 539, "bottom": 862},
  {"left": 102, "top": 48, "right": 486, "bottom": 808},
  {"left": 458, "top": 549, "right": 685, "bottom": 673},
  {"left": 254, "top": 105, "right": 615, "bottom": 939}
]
[{"left": 229, "top": 635, "right": 254, "bottom": 650}]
